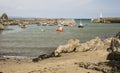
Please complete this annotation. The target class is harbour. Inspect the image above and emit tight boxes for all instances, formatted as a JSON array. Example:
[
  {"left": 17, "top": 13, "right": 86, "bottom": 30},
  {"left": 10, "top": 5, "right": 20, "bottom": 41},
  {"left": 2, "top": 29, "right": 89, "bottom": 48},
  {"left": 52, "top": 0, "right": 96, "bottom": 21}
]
[{"left": 0, "top": 20, "right": 120, "bottom": 57}]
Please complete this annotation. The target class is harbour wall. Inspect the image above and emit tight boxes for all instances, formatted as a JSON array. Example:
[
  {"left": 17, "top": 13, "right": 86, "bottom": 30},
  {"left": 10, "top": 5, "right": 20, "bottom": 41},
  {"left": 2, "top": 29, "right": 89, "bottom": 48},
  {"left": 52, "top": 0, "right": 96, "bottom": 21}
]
[
  {"left": 0, "top": 13, "right": 76, "bottom": 27},
  {"left": 91, "top": 17, "right": 120, "bottom": 23}
]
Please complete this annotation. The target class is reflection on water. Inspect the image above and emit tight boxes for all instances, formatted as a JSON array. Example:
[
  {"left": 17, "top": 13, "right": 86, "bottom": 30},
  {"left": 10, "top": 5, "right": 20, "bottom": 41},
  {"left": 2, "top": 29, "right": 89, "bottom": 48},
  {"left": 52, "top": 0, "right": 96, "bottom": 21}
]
[{"left": 0, "top": 23, "right": 120, "bottom": 57}]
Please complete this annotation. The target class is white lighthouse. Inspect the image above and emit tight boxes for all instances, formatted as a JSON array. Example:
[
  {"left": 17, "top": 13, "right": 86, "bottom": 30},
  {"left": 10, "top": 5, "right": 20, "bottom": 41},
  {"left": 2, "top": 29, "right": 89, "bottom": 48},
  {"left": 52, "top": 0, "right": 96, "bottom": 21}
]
[{"left": 100, "top": 12, "right": 103, "bottom": 18}]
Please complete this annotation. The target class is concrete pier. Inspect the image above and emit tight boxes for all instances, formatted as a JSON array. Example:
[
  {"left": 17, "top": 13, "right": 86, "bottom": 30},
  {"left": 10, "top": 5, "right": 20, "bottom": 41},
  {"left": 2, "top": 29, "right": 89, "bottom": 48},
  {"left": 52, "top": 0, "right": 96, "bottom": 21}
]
[{"left": 91, "top": 17, "right": 120, "bottom": 23}]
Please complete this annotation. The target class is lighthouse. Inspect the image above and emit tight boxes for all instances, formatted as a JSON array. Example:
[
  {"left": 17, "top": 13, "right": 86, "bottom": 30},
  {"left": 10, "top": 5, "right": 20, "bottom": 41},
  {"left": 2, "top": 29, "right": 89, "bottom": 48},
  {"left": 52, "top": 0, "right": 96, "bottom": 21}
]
[{"left": 100, "top": 12, "right": 103, "bottom": 18}]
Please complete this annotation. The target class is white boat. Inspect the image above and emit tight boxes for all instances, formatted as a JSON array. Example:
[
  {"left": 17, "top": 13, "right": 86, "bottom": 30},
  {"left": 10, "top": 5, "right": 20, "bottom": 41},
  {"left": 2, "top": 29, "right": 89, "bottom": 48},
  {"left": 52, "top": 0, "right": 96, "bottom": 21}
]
[
  {"left": 78, "top": 22, "right": 84, "bottom": 28},
  {"left": 19, "top": 24, "right": 26, "bottom": 28}
]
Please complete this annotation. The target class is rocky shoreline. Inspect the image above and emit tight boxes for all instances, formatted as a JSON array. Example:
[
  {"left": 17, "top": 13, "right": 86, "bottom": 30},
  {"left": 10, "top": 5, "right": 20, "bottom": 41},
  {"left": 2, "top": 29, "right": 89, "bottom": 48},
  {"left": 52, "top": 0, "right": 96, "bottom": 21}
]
[
  {"left": 0, "top": 35, "right": 110, "bottom": 62},
  {"left": 0, "top": 32, "right": 117, "bottom": 60},
  {"left": 0, "top": 32, "right": 118, "bottom": 61},
  {"left": 0, "top": 32, "right": 119, "bottom": 73}
]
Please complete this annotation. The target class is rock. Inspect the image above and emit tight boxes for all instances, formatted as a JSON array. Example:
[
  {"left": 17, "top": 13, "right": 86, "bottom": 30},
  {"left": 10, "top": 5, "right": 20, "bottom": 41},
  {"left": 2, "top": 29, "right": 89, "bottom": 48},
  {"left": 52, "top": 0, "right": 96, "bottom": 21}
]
[
  {"left": 107, "top": 51, "right": 120, "bottom": 61},
  {"left": 115, "top": 32, "right": 120, "bottom": 39},
  {"left": 32, "top": 57, "right": 40, "bottom": 62},
  {"left": 55, "top": 39, "right": 80, "bottom": 56},
  {"left": 0, "top": 23, "right": 4, "bottom": 30},
  {"left": 55, "top": 37, "right": 105, "bottom": 56},
  {"left": 76, "top": 37, "right": 104, "bottom": 52},
  {"left": 78, "top": 62, "right": 111, "bottom": 73},
  {"left": 0, "top": 56, "right": 6, "bottom": 61},
  {"left": 107, "top": 32, "right": 120, "bottom": 52},
  {"left": 32, "top": 52, "right": 55, "bottom": 62},
  {"left": 0, "top": 12, "right": 8, "bottom": 20},
  {"left": 104, "top": 37, "right": 112, "bottom": 46}
]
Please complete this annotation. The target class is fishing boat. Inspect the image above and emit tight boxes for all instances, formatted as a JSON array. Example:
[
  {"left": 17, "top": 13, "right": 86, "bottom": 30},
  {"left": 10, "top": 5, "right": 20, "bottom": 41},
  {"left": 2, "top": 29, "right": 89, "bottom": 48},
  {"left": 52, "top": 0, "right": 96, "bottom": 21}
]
[
  {"left": 56, "top": 26, "right": 64, "bottom": 32},
  {"left": 19, "top": 24, "right": 26, "bottom": 28},
  {"left": 56, "top": 22, "right": 64, "bottom": 32},
  {"left": 78, "top": 22, "right": 84, "bottom": 28}
]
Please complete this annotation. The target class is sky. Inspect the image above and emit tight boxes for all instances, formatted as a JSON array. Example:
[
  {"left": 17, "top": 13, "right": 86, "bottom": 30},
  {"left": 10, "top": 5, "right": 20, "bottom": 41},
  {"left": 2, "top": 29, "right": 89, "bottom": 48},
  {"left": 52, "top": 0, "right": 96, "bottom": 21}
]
[{"left": 0, "top": 0, "right": 120, "bottom": 18}]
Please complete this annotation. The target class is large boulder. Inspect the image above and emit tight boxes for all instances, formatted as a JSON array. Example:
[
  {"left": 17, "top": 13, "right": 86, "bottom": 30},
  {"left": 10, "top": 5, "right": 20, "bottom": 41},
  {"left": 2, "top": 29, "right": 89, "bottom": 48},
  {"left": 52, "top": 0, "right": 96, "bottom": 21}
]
[
  {"left": 55, "top": 39, "right": 80, "bottom": 56},
  {"left": 107, "top": 32, "right": 120, "bottom": 52},
  {"left": 0, "top": 23, "right": 4, "bottom": 30},
  {"left": 76, "top": 37, "right": 104, "bottom": 52},
  {"left": 0, "top": 12, "right": 8, "bottom": 20},
  {"left": 104, "top": 37, "right": 112, "bottom": 46},
  {"left": 55, "top": 37, "right": 105, "bottom": 56}
]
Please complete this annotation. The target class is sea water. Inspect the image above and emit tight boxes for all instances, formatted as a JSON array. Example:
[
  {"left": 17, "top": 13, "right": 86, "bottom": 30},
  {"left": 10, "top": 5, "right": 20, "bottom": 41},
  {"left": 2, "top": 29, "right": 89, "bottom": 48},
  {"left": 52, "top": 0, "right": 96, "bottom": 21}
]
[{"left": 0, "top": 19, "right": 120, "bottom": 57}]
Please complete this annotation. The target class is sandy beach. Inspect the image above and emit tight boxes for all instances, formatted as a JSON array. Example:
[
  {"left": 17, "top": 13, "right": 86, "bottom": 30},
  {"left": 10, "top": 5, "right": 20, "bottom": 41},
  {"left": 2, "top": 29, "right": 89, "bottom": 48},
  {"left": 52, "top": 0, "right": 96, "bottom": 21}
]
[{"left": 0, "top": 46, "right": 109, "bottom": 73}]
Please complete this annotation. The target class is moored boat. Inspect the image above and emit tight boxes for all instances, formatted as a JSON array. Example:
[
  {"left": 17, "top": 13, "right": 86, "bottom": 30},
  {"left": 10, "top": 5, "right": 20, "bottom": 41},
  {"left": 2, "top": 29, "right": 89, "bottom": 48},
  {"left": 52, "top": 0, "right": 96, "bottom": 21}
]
[
  {"left": 78, "top": 22, "right": 84, "bottom": 28},
  {"left": 56, "top": 26, "right": 64, "bottom": 32},
  {"left": 19, "top": 24, "right": 26, "bottom": 29}
]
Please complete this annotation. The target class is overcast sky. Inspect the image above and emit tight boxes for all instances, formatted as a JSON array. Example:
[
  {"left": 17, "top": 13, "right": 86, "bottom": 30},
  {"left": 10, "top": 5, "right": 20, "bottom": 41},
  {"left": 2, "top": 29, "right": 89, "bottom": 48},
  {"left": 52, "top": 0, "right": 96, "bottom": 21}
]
[{"left": 0, "top": 0, "right": 120, "bottom": 18}]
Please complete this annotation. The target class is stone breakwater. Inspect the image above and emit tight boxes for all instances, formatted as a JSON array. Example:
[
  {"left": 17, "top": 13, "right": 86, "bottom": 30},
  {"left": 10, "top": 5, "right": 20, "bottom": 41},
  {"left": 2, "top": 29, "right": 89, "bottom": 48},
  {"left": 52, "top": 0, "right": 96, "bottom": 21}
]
[
  {"left": 0, "top": 18, "right": 76, "bottom": 26},
  {"left": 0, "top": 13, "right": 76, "bottom": 28},
  {"left": 91, "top": 17, "right": 120, "bottom": 23}
]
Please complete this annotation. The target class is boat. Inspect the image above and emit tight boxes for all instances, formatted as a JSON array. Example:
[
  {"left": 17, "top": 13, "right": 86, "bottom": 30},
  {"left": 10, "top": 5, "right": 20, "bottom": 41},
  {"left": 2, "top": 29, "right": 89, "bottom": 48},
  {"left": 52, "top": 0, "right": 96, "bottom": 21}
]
[
  {"left": 63, "top": 24, "right": 68, "bottom": 26},
  {"left": 19, "top": 24, "right": 26, "bottom": 29},
  {"left": 42, "top": 24, "right": 47, "bottom": 26},
  {"left": 56, "top": 26, "right": 64, "bottom": 32},
  {"left": 78, "top": 22, "right": 84, "bottom": 28}
]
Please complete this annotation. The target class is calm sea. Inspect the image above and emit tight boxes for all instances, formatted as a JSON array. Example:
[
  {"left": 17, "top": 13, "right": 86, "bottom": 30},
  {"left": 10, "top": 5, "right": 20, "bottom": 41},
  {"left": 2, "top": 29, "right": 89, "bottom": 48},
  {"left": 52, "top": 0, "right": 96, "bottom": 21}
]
[{"left": 0, "top": 19, "right": 120, "bottom": 57}]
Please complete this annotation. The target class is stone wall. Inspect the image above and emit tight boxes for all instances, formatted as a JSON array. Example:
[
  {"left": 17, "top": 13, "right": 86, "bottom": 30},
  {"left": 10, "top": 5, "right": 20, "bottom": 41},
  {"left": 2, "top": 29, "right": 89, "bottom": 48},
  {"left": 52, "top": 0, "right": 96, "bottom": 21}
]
[{"left": 91, "top": 17, "right": 120, "bottom": 23}]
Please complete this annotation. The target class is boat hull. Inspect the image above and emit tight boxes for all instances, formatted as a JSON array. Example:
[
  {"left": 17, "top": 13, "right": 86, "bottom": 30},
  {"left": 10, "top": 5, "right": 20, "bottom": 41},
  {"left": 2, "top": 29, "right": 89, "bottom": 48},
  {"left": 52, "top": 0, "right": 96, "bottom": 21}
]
[
  {"left": 56, "top": 29, "right": 64, "bottom": 32},
  {"left": 78, "top": 26, "right": 84, "bottom": 28}
]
